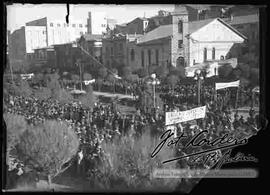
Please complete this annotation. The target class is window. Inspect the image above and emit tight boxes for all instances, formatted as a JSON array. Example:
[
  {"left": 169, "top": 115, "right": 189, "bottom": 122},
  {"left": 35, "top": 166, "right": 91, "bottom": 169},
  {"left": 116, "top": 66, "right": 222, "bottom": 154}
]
[
  {"left": 111, "top": 47, "right": 113, "bottom": 56},
  {"left": 50, "top": 23, "right": 53, "bottom": 27},
  {"left": 203, "top": 48, "right": 207, "bottom": 61},
  {"left": 177, "top": 57, "right": 185, "bottom": 67},
  {"left": 79, "top": 24, "right": 83, "bottom": 28},
  {"left": 119, "top": 43, "right": 123, "bottom": 52},
  {"left": 106, "top": 47, "right": 109, "bottom": 56},
  {"left": 178, "top": 40, "right": 183, "bottom": 48},
  {"left": 148, "top": 49, "right": 151, "bottom": 65},
  {"left": 178, "top": 20, "right": 183, "bottom": 33},
  {"left": 212, "top": 47, "right": 215, "bottom": 60},
  {"left": 130, "top": 49, "right": 135, "bottom": 61},
  {"left": 141, "top": 50, "right": 145, "bottom": 67},
  {"left": 72, "top": 24, "right": 76, "bottom": 27},
  {"left": 155, "top": 49, "right": 159, "bottom": 65},
  {"left": 193, "top": 59, "right": 196, "bottom": 65},
  {"left": 57, "top": 23, "right": 61, "bottom": 27}
]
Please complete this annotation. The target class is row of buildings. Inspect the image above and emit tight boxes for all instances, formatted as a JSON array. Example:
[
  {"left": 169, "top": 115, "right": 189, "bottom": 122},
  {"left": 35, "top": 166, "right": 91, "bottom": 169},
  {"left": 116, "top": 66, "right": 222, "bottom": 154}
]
[{"left": 7, "top": 4, "right": 259, "bottom": 76}]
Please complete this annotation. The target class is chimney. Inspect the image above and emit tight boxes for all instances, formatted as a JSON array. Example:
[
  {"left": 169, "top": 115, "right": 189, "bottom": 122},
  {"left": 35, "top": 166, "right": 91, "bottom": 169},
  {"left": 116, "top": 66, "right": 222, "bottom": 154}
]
[{"left": 87, "top": 12, "right": 92, "bottom": 34}]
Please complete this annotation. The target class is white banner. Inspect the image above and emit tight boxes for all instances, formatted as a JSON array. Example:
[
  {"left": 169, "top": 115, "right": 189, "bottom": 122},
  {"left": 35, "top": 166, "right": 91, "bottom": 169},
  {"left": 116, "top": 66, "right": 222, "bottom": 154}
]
[
  {"left": 215, "top": 80, "right": 240, "bottom": 90},
  {"left": 165, "top": 106, "right": 206, "bottom": 126},
  {"left": 84, "top": 79, "right": 95, "bottom": 85}
]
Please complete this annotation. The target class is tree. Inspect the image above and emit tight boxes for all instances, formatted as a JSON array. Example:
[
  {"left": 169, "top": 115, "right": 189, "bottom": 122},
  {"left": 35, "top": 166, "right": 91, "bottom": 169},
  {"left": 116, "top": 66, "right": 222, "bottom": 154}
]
[
  {"left": 90, "top": 130, "right": 179, "bottom": 191},
  {"left": 79, "top": 91, "right": 96, "bottom": 109},
  {"left": 218, "top": 64, "right": 233, "bottom": 79},
  {"left": 249, "top": 68, "right": 259, "bottom": 86},
  {"left": 148, "top": 65, "right": 156, "bottom": 75},
  {"left": 136, "top": 68, "right": 148, "bottom": 78},
  {"left": 4, "top": 113, "right": 28, "bottom": 168},
  {"left": 71, "top": 74, "right": 80, "bottom": 89},
  {"left": 121, "top": 66, "right": 132, "bottom": 80},
  {"left": 238, "top": 63, "right": 250, "bottom": 79},
  {"left": 83, "top": 73, "right": 92, "bottom": 81},
  {"left": 57, "top": 89, "right": 74, "bottom": 104},
  {"left": 33, "top": 87, "right": 52, "bottom": 100},
  {"left": 155, "top": 65, "right": 169, "bottom": 79},
  {"left": 98, "top": 67, "right": 108, "bottom": 80},
  {"left": 167, "top": 75, "right": 178, "bottom": 92},
  {"left": 14, "top": 79, "right": 33, "bottom": 97},
  {"left": 47, "top": 73, "right": 61, "bottom": 99},
  {"left": 16, "top": 120, "right": 80, "bottom": 186}
]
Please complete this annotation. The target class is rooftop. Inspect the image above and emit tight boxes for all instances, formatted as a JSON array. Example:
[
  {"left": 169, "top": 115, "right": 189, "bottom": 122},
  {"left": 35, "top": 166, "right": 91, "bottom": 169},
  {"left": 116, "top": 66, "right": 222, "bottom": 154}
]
[
  {"left": 225, "top": 14, "right": 259, "bottom": 25},
  {"left": 137, "top": 17, "right": 247, "bottom": 45}
]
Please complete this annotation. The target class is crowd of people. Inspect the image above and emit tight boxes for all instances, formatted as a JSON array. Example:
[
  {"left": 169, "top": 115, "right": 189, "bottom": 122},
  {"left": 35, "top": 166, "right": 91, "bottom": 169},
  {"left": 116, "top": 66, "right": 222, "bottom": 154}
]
[{"left": 4, "top": 74, "right": 260, "bottom": 190}]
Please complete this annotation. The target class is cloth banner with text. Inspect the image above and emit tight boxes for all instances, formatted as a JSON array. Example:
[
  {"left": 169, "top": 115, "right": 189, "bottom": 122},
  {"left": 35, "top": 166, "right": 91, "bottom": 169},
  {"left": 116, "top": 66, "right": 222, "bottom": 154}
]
[
  {"left": 165, "top": 106, "right": 206, "bottom": 126},
  {"left": 215, "top": 80, "right": 240, "bottom": 90}
]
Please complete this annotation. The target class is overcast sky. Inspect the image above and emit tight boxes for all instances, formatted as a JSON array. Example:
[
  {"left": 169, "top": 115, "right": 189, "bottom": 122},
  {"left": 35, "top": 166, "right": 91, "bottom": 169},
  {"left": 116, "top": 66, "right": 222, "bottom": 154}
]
[{"left": 7, "top": 4, "right": 175, "bottom": 32}]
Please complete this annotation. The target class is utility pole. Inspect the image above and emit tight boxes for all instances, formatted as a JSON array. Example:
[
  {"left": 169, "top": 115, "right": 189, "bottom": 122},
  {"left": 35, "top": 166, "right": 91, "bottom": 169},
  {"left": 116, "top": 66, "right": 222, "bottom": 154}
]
[{"left": 79, "top": 61, "right": 83, "bottom": 91}]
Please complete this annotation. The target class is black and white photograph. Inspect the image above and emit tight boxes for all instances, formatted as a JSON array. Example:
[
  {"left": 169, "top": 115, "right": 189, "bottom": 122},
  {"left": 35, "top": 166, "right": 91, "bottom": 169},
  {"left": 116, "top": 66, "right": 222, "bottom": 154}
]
[{"left": 2, "top": 3, "right": 267, "bottom": 193}]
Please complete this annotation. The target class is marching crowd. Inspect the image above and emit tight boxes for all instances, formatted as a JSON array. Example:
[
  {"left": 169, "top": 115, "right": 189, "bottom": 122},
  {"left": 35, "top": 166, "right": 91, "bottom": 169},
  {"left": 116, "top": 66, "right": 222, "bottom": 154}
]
[{"left": 4, "top": 77, "right": 260, "bottom": 188}]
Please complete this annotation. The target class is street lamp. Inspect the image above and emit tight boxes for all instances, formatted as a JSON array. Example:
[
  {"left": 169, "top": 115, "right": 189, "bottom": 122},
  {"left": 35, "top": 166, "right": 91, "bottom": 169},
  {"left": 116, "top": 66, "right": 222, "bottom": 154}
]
[
  {"left": 147, "top": 73, "right": 160, "bottom": 109},
  {"left": 194, "top": 69, "right": 204, "bottom": 106}
]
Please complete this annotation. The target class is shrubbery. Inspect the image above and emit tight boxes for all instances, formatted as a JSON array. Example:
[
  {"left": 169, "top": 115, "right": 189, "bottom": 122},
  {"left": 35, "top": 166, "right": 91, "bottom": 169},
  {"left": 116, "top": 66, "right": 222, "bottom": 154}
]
[
  {"left": 88, "top": 130, "right": 179, "bottom": 192},
  {"left": 4, "top": 114, "right": 80, "bottom": 187}
]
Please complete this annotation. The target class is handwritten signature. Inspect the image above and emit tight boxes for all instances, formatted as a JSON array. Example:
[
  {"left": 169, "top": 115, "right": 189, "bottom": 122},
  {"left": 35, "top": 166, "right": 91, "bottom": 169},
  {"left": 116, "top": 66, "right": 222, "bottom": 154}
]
[{"left": 151, "top": 129, "right": 257, "bottom": 168}]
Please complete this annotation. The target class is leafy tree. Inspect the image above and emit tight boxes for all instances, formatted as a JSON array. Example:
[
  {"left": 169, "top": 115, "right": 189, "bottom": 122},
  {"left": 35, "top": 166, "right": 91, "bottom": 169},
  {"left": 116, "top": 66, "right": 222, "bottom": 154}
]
[
  {"left": 218, "top": 64, "right": 233, "bottom": 79},
  {"left": 33, "top": 87, "right": 52, "bottom": 100},
  {"left": 249, "top": 68, "right": 259, "bottom": 86},
  {"left": 47, "top": 73, "right": 61, "bottom": 99},
  {"left": 238, "top": 63, "right": 250, "bottom": 79},
  {"left": 57, "top": 89, "right": 74, "bottom": 104},
  {"left": 4, "top": 113, "right": 28, "bottom": 167},
  {"left": 79, "top": 91, "right": 96, "bottom": 109},
  {"left": 155, "top": 65, "right": 169, "bottom": 79},
  {"left": 121, "top": 66, "right": 132, "bottom": 80},
  {"left": 89, "top": 130, "right": 179, "bottom": 191},
  {"left": 83, "top": 73, "right": 92, "bottom": 81},
  {"left": 16, "top": 120, "right": 80, "bottom": 186},
  {"left": 148, "top": 65, "right": 156, "bottom": 75},
  {"left": 14, "top": 79, "right": 33, "bottom": 97},
  {"left": 136, "top": 68, "right": 148, "bottom": 78},
  {"left": 167, "top": 75, "right": 178, "bottom": 92},
  {"left": 98, "top": 67, "right": 108, "bottom": 80}
]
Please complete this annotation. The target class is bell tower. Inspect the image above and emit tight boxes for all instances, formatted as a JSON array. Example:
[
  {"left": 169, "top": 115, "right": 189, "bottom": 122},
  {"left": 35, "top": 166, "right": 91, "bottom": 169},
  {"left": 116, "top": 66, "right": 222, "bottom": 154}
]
[{"left": 171, "top": 4, "right": 189, "bottom": 67}]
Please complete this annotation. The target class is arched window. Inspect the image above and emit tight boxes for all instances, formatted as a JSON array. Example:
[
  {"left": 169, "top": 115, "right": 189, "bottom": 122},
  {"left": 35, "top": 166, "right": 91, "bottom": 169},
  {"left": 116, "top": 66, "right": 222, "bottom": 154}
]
[
  {"left": 130, "top": 49, "right": 135, "bottom": 61},
  {"left": 177, "top": 57, "right": 185, "bottom": 67},
  {"left": 178, "top": 20, "right": 183, "bottom": 33},
  {"left": 212, "top": 47, "right": 215, "bottom": 60},
  {"left": 220, "top": 55, "right": 225, "bottom": 60},
  {"left": 203, "top": 48, "right": 207, "bottom": 61}
]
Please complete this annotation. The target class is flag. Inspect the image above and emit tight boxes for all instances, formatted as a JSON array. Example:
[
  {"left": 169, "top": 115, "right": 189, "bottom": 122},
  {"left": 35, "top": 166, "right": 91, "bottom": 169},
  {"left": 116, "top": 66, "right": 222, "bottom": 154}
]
[{"left": 215, "top": 80, "right": 240, "bottom": 90}]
